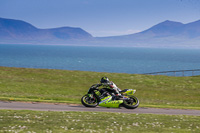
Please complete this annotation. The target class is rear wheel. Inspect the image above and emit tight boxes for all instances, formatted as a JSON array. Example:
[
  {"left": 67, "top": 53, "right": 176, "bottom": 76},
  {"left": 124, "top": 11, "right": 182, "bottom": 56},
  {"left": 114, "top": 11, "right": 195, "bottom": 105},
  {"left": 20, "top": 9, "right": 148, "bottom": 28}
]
[
  {"left": 81, "top": 95, "right": 98, "bottom": 107},
  {"left": 122, "top": 96, "right": 139, "bottom": 109}
]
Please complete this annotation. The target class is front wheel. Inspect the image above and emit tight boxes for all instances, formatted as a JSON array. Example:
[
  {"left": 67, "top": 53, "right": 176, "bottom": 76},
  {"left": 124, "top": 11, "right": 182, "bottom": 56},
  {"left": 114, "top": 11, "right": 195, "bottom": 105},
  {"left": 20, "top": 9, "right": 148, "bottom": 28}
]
[
  {"left": 81, "top": 94, "right": 98, "bottom": 107},
  {"left": 122, "top": 96, "right": 139, "bottom": 109}
]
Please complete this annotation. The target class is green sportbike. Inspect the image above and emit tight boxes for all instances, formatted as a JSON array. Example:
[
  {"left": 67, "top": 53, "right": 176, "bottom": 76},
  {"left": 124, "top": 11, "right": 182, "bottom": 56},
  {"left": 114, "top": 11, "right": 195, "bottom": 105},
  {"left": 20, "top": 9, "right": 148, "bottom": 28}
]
[{"left": 81, "top": 85, "right": 139, "bottom": 109}]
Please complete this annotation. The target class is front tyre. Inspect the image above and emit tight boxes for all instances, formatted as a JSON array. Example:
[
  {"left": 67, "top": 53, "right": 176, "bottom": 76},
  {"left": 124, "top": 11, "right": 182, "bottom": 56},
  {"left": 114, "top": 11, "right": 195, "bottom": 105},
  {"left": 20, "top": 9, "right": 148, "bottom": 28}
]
[
  {"left": 81, "top": 95, "right": 98, "bottom": 107},
  {"left": 122, "top": 96, "right": 139, "bottom": 109}
]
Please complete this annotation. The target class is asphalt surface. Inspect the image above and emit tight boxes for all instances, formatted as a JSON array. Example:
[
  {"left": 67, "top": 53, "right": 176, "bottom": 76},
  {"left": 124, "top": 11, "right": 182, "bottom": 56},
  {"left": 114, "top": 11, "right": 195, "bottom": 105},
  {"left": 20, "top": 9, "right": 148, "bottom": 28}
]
[{"left": 0, "top": 101, "right": 200, "bottom": 116}]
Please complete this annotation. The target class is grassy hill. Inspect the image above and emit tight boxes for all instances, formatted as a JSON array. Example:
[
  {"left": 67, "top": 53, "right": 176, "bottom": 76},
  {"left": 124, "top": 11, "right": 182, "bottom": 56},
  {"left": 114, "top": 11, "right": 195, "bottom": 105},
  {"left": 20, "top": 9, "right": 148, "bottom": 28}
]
[{"left": 0, "top": 66, "right": 199, "bottom": 109}]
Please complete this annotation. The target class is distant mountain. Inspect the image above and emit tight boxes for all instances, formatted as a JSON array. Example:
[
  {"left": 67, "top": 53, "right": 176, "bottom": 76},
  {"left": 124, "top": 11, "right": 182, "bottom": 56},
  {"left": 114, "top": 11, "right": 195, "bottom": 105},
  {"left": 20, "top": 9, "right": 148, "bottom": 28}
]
[
  {"left": 93, "top": 20, "right": 200, "bottom": 48},
  {"left": 0, "top": 17, "right": 92, "bottom": 44},
  {"left": 140, "top": 20, "right": 200, "bottom": 38},
  {"left": 1, "top": 17, "right": 200, "bottom": 48},
  {"left": 140, "top": 20, "right": 185, "bottom": 37}
]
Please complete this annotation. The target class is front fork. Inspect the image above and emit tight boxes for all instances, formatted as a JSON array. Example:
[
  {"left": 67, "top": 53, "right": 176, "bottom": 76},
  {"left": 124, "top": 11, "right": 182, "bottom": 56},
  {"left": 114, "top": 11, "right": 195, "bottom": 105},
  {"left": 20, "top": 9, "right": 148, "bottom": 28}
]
[{"left": 88, "top": 93, "right": 101, "bottom": 103}]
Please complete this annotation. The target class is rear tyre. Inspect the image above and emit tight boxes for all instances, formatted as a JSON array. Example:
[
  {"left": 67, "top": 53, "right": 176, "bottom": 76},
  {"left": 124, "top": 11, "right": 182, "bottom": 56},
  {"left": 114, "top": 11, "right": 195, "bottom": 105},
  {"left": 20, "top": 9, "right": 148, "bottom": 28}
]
[
  {"left": 81, "top": 95, "right": 98, "bottom": 107},
  {"left": 122, "top": 96, "right": 139, "bottom": 109}
]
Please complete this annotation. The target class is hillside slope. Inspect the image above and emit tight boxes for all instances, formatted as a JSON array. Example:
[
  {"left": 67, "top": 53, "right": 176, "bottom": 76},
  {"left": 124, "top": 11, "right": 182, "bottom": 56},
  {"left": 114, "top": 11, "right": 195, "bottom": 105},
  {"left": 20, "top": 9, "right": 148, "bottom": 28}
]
[
  {"left": 0, "top": 17, "right": 92, "bottom": 44},
  {"left": 1, "top": 17, "right": 200, "bottom": 48}
]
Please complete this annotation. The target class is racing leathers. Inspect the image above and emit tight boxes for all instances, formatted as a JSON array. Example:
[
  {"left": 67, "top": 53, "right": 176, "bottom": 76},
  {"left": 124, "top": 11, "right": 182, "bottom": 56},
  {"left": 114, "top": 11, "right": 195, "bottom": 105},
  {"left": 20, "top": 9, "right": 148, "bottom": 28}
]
[{"left": 92, "top": 81, "right": 122, "bottom": 98}]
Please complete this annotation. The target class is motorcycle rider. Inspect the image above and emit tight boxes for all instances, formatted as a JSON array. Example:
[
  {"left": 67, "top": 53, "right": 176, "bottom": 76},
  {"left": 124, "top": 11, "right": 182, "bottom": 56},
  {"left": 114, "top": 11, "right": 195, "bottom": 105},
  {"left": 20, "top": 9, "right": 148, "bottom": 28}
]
[{"left": 92, "top": 77, "right": 122, "bottom": 99}]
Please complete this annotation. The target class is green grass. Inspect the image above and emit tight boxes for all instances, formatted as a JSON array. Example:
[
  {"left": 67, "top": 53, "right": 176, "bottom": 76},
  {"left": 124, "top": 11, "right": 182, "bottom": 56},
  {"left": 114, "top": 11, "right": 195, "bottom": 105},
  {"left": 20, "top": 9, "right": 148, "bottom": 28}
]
[
  {"left": 0, "top": 66, "right": 200, "bottom": 109},
  {"left": 0, "top": 110, "right": 200, "bottom": 133}
]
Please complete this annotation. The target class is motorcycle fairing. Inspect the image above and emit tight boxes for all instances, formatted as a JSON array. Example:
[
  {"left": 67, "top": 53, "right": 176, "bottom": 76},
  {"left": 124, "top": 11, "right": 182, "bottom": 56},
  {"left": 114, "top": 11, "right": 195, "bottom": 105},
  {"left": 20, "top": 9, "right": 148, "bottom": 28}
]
[{"left": 98, "top": 95, "right": 123, "bottom": 108}]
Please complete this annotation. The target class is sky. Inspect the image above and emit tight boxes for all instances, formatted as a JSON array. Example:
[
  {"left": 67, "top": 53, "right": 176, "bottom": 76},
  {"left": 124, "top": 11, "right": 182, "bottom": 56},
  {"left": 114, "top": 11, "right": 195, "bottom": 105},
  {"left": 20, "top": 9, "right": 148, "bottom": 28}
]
[{"left": 0, "top": 0, "right": 200, "bottom": 37}]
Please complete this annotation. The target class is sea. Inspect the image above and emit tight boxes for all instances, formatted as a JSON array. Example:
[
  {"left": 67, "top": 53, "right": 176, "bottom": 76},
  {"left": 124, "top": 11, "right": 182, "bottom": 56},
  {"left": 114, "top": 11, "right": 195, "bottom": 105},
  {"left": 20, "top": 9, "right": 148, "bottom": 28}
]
[{"left": 1, "top": 44, "right": 200, "bottom": 75}]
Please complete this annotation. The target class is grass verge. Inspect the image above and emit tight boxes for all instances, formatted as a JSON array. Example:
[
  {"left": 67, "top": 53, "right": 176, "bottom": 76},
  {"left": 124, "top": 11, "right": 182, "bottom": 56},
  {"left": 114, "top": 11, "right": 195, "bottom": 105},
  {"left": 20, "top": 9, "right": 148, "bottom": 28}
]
[
  {"left": 0, "top": 110, "right": 200, "bottom": 133},
  {"left": 0, "top": 66, "right": 200, "bottom": 109}
]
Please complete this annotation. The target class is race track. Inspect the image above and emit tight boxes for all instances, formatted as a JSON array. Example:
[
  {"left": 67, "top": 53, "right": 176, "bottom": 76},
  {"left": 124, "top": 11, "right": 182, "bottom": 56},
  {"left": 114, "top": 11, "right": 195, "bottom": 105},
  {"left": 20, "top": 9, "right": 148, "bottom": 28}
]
[{"left": 0, "top": 101, "right": 200, "bottom": 116}]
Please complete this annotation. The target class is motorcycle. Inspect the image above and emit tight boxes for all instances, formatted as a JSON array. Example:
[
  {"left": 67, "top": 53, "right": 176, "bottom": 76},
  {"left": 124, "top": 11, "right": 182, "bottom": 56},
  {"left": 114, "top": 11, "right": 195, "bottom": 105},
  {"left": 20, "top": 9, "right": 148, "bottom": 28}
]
[{"left": 81, "top": 85, "right": 139, "bottom": 109}]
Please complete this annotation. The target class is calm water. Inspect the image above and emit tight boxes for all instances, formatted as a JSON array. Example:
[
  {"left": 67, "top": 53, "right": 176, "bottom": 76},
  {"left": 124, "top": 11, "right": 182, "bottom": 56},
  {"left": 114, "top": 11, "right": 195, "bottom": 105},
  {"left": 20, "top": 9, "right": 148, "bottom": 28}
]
[{"left": 0, "top": 44, "right": 200, "bottom": 74}]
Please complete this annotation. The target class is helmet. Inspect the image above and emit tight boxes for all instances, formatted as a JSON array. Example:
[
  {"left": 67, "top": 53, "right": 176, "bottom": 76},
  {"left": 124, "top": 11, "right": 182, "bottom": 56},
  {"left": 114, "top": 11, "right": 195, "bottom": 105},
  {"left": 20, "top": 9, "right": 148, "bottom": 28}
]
[{"left": 100, "top": 77, "right": 110, "bottom": 83}]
